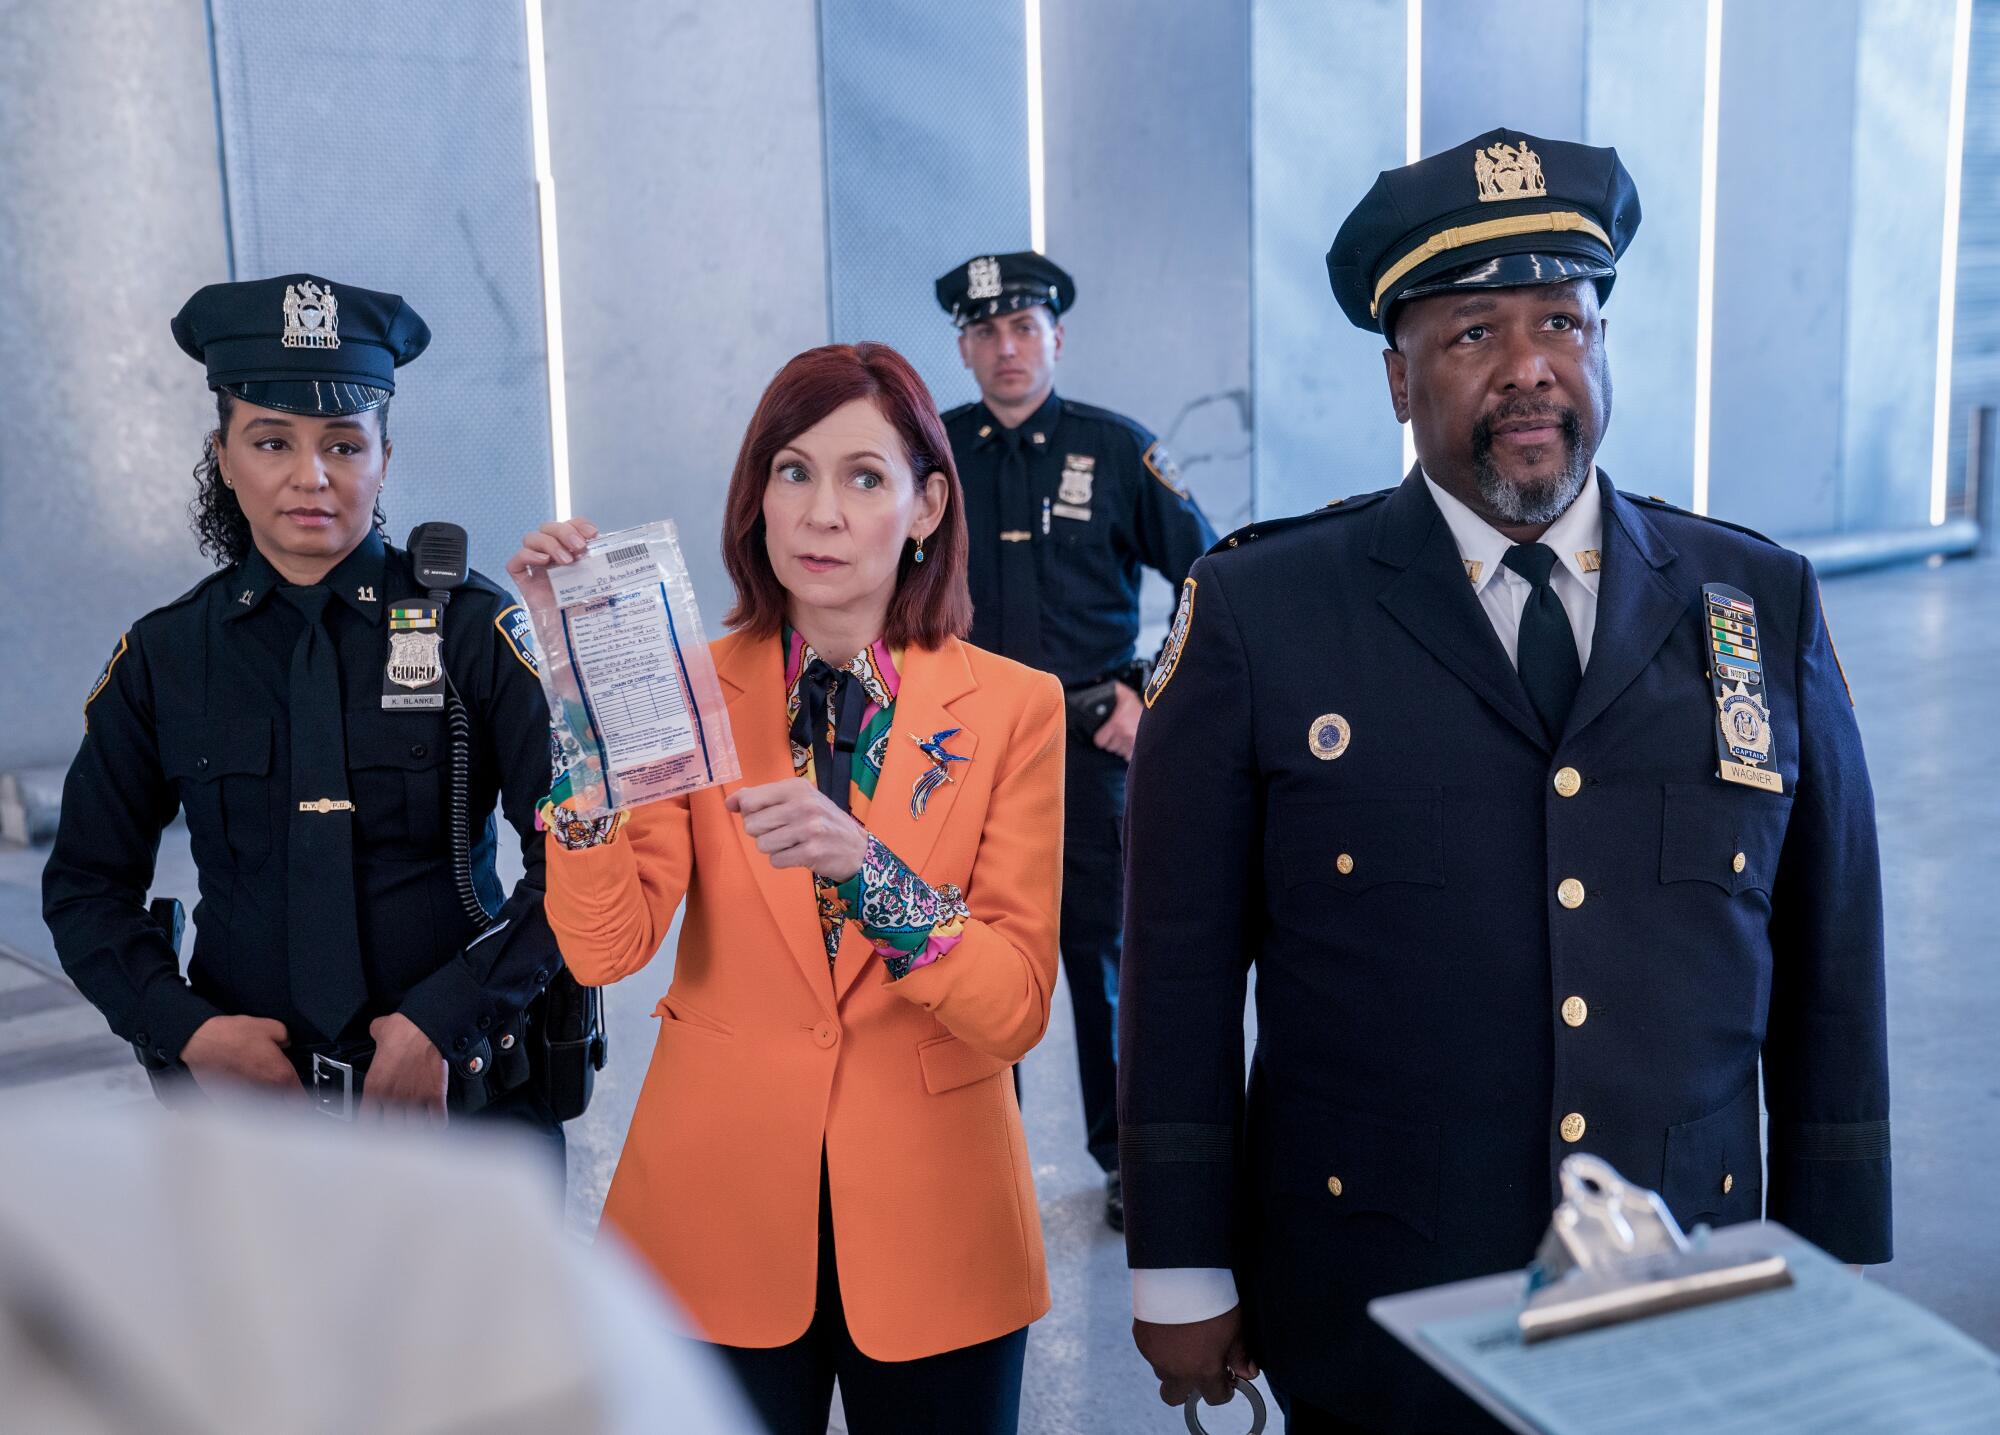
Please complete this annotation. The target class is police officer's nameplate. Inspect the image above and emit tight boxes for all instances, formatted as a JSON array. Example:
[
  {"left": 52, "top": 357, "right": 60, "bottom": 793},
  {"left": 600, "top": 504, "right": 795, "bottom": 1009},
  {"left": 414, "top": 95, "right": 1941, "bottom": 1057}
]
[
  {"left": 382, "top": 599, "right": 446, "bottom": 710},
  {"left": 1704, "top": 582, "right": 1781, "bottom": 793}
]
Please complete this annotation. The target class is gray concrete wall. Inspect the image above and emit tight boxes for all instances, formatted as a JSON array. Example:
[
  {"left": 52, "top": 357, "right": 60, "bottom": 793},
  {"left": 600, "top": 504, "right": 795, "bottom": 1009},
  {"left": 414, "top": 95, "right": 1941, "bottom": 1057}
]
[
  {"left": 1583, "top": 0, "right": 1708, "bottom": 508},
  {"left": 0, "top": 0, "right": 225, "bottom": 772},
  {"left": 820, "top": 0, "right": 1032, "bottom": 407},
  {"left": 542, "top": 0, "right": 829, "bottom": 622},
  {"left": 1250, "top": 0, "right": 1408, "bottom": 519},
  {"left": 1840, "top": 0, "right": 1960, "bottom": 533},
  {"left": 1707, "top": 0, "right": 1862, "bottom": 537},
  {"left": 1421, "top": 0, "right": 1587, "bottom": 151},
  {"left": 1042, "top": 0, "right": 1253, "bottom": 628},
  {"left": 209, "top": 0, "right": 556, "bottom": 586}
]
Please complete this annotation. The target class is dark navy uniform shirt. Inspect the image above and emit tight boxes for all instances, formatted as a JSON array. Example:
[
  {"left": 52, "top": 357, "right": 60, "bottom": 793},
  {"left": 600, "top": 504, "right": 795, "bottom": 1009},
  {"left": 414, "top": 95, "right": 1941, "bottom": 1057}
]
[
  {"left": 43, "top": 531, "right": 559, "bottom": 1080},
  {"left": 943, "top": 391, "right": 1216, "bottom": 686}
]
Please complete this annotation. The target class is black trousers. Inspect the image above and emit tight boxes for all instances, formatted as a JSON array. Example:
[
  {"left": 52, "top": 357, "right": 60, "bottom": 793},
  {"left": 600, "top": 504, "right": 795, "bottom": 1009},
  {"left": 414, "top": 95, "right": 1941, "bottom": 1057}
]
[
  {"left": 1061, "top": 737, "right": 1126, "bottom": 1172},
  {"left": 715, "top": 1162, "right": 1028, "bottom": 1435}
]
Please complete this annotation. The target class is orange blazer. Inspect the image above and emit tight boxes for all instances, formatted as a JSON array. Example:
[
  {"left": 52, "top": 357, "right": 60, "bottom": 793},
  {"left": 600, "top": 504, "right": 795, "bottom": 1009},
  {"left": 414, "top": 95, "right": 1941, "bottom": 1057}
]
[{"left": 547, "top": 630, "right": 1064, "bottom": 1359}]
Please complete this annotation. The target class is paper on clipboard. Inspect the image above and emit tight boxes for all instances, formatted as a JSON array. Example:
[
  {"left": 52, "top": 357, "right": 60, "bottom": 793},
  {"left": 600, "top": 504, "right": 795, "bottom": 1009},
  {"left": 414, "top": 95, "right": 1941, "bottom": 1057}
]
[
  {"left": 1373, "top": 1224, "right": 2000, "bottom": 1435},
  {"left": 522, "top": 520, "right": 739, "bottom": 815}
]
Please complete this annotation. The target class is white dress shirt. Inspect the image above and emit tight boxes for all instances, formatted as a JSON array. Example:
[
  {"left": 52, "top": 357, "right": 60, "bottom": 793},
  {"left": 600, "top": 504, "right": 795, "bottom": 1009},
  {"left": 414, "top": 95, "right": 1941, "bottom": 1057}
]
[{"left": 1130, "top": 471, "right": 1604, "bottom": 1326}]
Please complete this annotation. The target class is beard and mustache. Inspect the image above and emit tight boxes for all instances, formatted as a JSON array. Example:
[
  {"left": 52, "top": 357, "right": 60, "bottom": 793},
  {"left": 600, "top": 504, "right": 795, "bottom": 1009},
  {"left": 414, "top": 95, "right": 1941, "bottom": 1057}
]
[{"left": 1470, "top": 402, "right": 1591, "bottom": 525}]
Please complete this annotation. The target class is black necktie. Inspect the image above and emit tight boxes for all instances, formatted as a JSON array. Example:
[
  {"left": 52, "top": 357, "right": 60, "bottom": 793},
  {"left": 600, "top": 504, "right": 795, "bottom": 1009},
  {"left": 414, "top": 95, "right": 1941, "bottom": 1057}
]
[
  {"left": 793, "top": 658, "right": 866, "bottom": 814},
  {"left": 277, "top": 586, "right": 367, "bottom": 1040},
  {"left": 996, "top": 427, "right": 1045, "bottom": 669},
  {"left": 1501, "top": 543, "right": 1583, "bottom": 742}
]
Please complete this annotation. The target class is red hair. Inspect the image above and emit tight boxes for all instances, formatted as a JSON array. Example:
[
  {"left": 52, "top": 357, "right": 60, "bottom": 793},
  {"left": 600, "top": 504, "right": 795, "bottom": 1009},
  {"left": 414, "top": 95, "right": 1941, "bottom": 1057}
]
[{"left": 721, "top": 343, "right": 972, "bottom": 649}]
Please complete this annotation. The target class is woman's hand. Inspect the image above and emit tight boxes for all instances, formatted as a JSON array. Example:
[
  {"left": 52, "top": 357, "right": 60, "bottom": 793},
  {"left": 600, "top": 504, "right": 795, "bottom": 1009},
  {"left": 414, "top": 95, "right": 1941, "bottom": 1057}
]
[
  {"left": 505, "top": 518, "right": 600, "bottom": 595},
  {"left": 726, "top": 779, "right": 868, "bottom": 883}
]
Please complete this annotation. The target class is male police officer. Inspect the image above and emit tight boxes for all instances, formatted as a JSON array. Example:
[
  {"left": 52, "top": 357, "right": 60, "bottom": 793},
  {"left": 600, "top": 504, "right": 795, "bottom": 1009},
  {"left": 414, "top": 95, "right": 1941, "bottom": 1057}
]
[
  {"left": 936, "top": 252, "right": 1217, "bottom": 1229},
  {"left": 1118, "top": 132, "right": 1891, "bottom": 1432},
  {"left": 44, "top": 275, "right": 568, "bottom": 1144}
]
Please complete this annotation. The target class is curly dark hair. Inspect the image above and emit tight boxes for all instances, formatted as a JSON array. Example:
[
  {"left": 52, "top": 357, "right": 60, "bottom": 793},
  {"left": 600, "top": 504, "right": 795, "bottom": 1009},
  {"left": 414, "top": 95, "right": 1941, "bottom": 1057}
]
[{"left": 188, "top": 390, "right": 392, "bottom": 567}]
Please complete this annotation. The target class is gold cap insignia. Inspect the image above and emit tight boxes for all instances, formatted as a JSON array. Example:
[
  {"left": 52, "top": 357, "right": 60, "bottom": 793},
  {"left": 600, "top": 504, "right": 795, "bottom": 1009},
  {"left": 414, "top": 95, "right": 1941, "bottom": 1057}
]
[{"left": 1475, "top": 141, "right": 1547, "bottom": 203}]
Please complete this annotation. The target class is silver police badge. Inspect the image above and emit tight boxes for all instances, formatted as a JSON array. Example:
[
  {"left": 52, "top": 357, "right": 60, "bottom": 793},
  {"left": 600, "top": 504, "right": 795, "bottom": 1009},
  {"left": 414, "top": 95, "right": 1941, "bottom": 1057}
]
[
  {"left": 1058, "top": 454, "right": 1095, "bottom": 507},
  {"left": 386, "top": 630, "right": 443, "bottom": 689},
  {"left": 282, "top": 280, "right": 340, "bottom": 349},
  {"left": 966, "top": 256, "right": 1002, "bottom": 301}
]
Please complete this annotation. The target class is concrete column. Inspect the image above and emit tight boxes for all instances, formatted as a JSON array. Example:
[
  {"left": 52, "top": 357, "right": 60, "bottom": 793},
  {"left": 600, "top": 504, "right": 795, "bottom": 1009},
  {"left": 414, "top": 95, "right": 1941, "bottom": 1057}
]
[
  {"left": 543, "top": 0, "right": 828, "bottom": 617},
  {"left": 0, "top": 0, "right": 224, "bottom": 770},
  {"left": 1042, "top": 0, "right": 1252, "bottom": 629},
  {"left": 1250, "top": 0, "right": 1408, "bottom": 519}
]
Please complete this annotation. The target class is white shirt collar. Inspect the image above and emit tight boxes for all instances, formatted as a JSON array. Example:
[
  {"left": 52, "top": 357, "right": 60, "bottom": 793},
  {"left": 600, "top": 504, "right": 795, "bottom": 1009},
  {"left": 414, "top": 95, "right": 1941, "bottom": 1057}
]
[{"left": 1422, "top": 468, "right": 1604, "bottom": 595}]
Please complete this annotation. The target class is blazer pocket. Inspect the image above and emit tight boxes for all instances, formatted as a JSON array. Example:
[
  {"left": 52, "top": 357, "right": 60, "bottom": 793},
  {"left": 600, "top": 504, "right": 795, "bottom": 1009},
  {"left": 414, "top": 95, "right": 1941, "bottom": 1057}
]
[
  {"left": 653, "top": 993, "right": 734, "bottom": 1040},
  {"left": 918, "top": 1032, "right": 1010, "bottom": 1094},
  {"left": 1659, "top": 783, "right": 1793, "bottom": 895},
  {"left": 1272, "top": 1103, "right": 1443, "bottom": 1242},
  {"left": 1273, "top": 787, "right": 1444, "bottom": 894}
]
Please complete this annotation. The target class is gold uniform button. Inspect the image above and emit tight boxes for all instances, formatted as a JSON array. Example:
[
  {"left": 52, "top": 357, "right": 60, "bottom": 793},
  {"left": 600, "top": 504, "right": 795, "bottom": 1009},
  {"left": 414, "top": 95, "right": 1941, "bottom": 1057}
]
[
  {"left": 1561, "top": 996, "right": 1588, "bottom": 1027},
  {"left": 1557, "top": 878, "right": 1586, "bottom": 909},
  {"left": 1327, "top": 1176, "right": 1343, "bottom": 1197},
  {"left": 1560, "top": 1112, "right": 1587, "bottom": 1143},
  {"left": 1722, "top": 1173, "right": 1735, "bottom": 1195},
  {"left": 1732, "top": 851, "right": 1747, "bottom": 874},
  {"left": 1336, "top": 853, "right": 1355, "bottom": 875},
  {"left": 1553, "top": 767, "right": 1582, "bottom": 798}
]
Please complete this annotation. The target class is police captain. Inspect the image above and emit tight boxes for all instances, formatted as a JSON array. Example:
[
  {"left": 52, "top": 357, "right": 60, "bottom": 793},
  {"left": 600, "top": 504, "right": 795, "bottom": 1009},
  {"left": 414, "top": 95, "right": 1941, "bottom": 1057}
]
[
  {"left": 1118, "top": 131, "right": 1891, "bottom": 1432},
  {"left": 43, "top": 275, "right": 569, "bottom": 1143},
  {"left": 935, "top": 251, "right": 1218, "bottom": 1229}
]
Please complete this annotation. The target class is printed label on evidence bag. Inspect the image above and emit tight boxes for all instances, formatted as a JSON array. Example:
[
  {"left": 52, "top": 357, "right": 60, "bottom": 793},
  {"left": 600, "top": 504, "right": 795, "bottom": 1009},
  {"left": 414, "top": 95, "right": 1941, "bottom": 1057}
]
[{"left": 545, "top": 544, "right": 700, "bottom": 790}]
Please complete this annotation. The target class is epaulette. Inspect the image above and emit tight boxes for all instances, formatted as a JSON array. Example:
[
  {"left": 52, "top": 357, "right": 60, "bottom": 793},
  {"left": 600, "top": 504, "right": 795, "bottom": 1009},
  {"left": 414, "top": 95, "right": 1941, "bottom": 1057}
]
[
  {"left": 140, "top": 567, "right": 234, "bottom": 623},
  {"left": 1624, "top": 492, "right": 1781, "bottom": 548},
  {"left": 1205, "top": 488, "right": 1394, "bottom": 557},
  {"left": 1060, "top": 397, "right": 1152, "bottom": 443},
  {"left": 940, "top": 401, "right": 978, "bottom": 424}
]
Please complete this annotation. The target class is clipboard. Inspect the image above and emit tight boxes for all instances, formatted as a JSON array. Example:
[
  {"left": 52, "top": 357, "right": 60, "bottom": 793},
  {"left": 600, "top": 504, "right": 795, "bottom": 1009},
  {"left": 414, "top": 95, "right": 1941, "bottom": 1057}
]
[{"left": 1371, "top": 1157, "right": 2000, "bottom": 1434}]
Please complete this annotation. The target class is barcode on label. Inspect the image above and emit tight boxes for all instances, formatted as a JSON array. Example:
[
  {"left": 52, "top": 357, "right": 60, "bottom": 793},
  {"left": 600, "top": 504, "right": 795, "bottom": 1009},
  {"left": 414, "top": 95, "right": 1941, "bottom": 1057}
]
[{"left": 604, "top": 543, "right": 651, "bottom": 565}]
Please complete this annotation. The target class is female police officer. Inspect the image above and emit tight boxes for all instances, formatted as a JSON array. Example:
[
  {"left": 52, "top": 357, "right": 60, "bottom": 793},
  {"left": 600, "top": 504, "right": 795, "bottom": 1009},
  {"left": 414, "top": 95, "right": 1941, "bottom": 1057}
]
[{"left": 43, "top": 274, "right": 566, "bottom": 1142}]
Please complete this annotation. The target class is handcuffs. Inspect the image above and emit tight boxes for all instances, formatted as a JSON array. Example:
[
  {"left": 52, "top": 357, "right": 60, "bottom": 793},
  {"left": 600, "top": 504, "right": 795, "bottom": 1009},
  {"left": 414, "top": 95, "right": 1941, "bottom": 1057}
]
[{"left": 1184, "top": 1376, "right": 1267, "bottom": 1434}]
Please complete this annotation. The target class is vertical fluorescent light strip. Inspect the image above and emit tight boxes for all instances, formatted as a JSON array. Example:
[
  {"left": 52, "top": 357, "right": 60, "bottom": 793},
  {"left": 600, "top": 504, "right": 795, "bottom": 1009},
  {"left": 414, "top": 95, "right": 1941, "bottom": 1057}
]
[
  {"left": 1930, "top": 0, "right": 1974, "bottom": 526},
  {"left": 1026, "top": 0, "right": 1046, "bottom": 254},
  {"left": 1402, "top": 0, "right": 1422, "bottom": 477},
  {"left": 525, "top": 0, "right": 572, "bottom": 520},
  {"left": 1690, "top": 0, "right": 1724, "bottom": 515}
]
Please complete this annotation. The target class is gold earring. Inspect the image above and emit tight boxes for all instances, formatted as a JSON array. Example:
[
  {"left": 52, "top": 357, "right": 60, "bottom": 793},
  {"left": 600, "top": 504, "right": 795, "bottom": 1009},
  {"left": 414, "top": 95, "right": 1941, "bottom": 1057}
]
[{"left": 913, "top": 533, "right": 926, "bottom": 564}]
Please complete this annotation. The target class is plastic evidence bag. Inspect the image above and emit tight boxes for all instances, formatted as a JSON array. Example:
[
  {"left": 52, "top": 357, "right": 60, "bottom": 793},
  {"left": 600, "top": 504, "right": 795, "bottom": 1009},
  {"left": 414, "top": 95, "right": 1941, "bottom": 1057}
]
[{"left": 521, "top": 520, "right": 740, "bottom": 815}]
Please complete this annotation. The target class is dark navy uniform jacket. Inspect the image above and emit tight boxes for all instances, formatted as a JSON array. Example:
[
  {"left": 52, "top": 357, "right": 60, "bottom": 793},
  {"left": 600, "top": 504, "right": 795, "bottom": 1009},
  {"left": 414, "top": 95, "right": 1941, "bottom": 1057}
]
[
  {"left": 943, "top": 391, "right": 1216, "bottom": 686},
  {"left": 1119, "top": 470, "right": 1891, "bottom": 1427},
  {"left": 43, "top": 532, "right": 560, "bottom": 1081}
]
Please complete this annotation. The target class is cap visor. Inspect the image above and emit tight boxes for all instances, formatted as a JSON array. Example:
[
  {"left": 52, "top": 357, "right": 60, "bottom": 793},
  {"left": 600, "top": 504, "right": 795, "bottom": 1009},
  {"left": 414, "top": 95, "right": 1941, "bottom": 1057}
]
[{"left": 223, "top": 379, "right": 390, "bottom": 416}]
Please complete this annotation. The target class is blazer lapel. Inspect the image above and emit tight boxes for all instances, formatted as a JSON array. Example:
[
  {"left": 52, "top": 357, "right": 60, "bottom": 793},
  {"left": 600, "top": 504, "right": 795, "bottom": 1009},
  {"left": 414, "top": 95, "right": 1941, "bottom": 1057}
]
[
  {"left": 715, "top": 632, "right": 836, "bottom": 1014},
  {"left": 833, "top": 638, "right": 980, "bottom": 1001},
  {"left": 1372, "top": 470, "right": 1551, "bottom": 753},
  {"left": 1561, "top": 475, "right": 1688, "bottom": 742}
]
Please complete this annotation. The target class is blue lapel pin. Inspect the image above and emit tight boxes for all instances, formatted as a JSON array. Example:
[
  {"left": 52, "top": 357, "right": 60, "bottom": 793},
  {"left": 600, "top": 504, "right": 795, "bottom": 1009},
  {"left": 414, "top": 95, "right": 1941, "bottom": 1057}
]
[{"left": 909, "top": 727, "right": 970, "bottom": 818}]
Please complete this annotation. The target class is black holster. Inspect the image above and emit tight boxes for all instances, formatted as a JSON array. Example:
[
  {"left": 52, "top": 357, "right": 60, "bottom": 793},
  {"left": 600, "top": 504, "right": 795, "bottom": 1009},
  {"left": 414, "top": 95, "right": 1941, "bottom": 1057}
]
[{"left": 532, "top": 969, "right": 606, "bottom": 1123}]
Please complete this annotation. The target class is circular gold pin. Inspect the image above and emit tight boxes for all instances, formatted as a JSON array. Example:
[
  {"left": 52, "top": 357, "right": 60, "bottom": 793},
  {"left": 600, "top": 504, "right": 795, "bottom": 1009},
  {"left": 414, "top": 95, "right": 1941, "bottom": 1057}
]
[{"left": 1308, "top": 713, "right": 1351, "bottom": 761}]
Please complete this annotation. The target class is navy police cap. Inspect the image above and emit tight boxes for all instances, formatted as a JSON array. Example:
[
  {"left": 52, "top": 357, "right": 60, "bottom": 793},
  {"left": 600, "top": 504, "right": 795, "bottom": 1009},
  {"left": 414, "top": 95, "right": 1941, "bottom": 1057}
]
[
  {"left": 935, "top": 251, "right": 1076, "bottom": 327},
  {"left": 1328, "top": 129, "right": 1640, "bottom": 337},
  {"left": 171, "top": 273, "right": 430, "bottom": 416}
]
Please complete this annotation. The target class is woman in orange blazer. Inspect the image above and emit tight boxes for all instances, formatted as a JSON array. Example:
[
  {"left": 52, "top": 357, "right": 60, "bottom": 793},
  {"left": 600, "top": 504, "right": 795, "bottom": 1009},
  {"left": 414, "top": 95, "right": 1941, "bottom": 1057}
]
[{"left": 508, "top": 342, "right": 1063, "bottom": 1435}]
